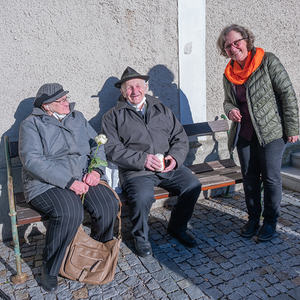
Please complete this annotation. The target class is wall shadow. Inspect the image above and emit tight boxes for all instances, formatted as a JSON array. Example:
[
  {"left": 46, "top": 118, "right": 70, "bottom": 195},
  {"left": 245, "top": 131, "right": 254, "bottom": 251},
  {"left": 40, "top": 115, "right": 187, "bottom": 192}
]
[
  {"left": 0, "top": 98, "right": 34, "bottom": 241},
  {"left": 89, "top": 76, "right": 120, "bottom": 133},
  {"left": 147, "top": 64, "right": 197, "bottom": 165}
]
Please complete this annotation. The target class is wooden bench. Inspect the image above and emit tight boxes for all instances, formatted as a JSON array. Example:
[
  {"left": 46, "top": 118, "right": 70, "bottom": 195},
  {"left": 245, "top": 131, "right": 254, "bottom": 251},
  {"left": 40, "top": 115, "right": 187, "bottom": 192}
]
[{"left": 4, "top": 118, "right": 243, "bottom": 283}]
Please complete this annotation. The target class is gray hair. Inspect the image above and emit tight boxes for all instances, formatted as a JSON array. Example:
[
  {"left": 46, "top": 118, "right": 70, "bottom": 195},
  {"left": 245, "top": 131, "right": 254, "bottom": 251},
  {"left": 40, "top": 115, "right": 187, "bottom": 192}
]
[{"left": 217, "top": 24, "right": 255, "bottom": 57}]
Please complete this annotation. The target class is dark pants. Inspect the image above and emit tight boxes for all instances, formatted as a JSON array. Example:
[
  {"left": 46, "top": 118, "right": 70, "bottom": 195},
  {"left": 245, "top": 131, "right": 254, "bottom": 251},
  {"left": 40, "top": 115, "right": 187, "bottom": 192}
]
[
  {"left": 122, "top": 166, "right": 201, "bottom": 243},
  {"left": 30, "top": 184, "right": 119, "bottom": 276},
  {"left": 237, "top": 136, "right": 286, "bottom": 224}
]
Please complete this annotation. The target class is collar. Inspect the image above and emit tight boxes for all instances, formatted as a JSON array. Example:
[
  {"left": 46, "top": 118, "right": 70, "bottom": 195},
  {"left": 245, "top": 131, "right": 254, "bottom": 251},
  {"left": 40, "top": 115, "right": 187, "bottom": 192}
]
[
  {"left": 32, "top": 102, "right": 76, "bottom": 117},
  {"left": 126, "top": 96, "right": 147, "bottom": 112}
]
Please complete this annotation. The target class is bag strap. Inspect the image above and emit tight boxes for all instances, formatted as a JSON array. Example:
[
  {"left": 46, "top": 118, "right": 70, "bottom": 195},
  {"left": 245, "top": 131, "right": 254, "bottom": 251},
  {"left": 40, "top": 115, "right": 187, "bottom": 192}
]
[{"left": 98, "top": 180, "right": 122, "bottom": 240}]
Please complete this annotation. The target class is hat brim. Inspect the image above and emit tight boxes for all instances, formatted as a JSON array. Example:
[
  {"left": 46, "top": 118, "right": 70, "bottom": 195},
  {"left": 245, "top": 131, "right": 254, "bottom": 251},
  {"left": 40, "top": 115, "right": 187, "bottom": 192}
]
[
  {"left": 34, "top": 90, "right": 69, "bottom": 107},
  {"left": 114, "top": 75, "right": 149, "bottom": 88}
]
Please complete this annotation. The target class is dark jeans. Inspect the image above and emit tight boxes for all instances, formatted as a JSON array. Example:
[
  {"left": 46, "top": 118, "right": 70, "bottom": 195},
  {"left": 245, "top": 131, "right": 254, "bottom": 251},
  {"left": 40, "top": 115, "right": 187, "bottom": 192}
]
[
  {"left": 237, "top": 136, "right": 286, "bottom": 224},
  {"left": 122, "top": 166, "right": 201, "bottom": 243}
]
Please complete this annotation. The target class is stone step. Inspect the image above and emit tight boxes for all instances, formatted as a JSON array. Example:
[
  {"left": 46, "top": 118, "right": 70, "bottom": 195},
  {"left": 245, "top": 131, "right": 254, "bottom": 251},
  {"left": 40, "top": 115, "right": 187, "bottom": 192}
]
[
  {"left": 281, "top": 166, "right": 300, "bottom": 192},
  {"left": 291, "top": 152, "right": 300, "bottom": 169}
]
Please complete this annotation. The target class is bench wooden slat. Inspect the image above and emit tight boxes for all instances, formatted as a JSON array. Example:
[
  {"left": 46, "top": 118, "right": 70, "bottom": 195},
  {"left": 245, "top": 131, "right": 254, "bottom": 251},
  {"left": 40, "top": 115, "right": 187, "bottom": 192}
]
[
  {"left": 16, "top": 206, "right": 42, "bottom": 225},
  {"left": 188, "top": 159, "right": 236, "bottom": 174},
  {"left": 14, "top": 193, "right": 43, "bottom": 225},
  {"left": 183, "top": 120, "right": 229, "bottom": 136}
]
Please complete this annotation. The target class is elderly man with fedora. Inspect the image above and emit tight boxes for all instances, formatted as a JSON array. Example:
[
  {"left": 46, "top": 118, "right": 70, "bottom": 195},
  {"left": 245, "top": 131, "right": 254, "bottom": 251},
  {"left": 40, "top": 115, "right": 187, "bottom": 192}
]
[
  {"left": 101, "top": 67, "right": 201, "bottom": 257},
  {"left": 19, "top": 83, "right": 119, "bottom": 292}
]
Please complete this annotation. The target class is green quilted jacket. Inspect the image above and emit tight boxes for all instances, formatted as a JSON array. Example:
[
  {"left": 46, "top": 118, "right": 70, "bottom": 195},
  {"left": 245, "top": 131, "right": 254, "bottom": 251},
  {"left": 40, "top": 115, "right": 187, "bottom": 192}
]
[{"left": 223, "top": 51, "right": 299, "bottom": 153}]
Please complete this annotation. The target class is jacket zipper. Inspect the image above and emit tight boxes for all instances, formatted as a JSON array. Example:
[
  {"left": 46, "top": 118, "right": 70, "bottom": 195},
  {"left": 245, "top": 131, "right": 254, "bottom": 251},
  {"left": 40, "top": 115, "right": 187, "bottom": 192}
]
[{"left": 244, "top": 81, "right": 265, "bottom": 146}]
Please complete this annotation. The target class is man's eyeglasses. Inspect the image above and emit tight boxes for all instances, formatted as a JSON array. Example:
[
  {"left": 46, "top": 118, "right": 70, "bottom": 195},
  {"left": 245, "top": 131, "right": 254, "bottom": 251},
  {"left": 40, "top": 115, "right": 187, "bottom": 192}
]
[
  {"left": 224, "top": 38, "right": 247, "bottom": 51},
  {"left": 54, "top": 96, "right": 69, "bottom": 104}
]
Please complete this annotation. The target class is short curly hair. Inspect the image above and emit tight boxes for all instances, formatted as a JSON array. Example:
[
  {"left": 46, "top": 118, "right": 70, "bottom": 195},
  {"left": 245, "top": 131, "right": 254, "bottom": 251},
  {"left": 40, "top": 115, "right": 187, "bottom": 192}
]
[{"left": 217, "top": 24, "right": 255, "bottom": 57}]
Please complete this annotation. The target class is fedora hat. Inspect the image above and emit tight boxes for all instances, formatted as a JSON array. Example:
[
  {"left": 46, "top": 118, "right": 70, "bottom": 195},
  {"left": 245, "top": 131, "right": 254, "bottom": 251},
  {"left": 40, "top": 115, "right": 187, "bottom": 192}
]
[
  {"left": 34, "top": 83, "right": 69, "bottom": 108},
  {"left": 114, "top": 67, "right": 149, "bottom": 88}
]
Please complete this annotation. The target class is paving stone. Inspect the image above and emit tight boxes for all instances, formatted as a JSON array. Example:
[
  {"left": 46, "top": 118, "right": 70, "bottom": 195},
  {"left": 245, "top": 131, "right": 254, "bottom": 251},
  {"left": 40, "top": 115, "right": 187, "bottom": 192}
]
[
  {"left": 206, "top": 287, "right": 224, "bottom": 299},
  {"left": 102, "top": 287, "right": 118, "bottom": 300},
  {"left": 265, "top": 285, "right": 280, "bottom": 297},
  {"left": 168, "top": 290, "right": 190, "bottom": 300},
  {"left": 288, "top": 286, "right": 300, "bottom": 299},
  {"left": 151, "top": 269, "right": 170, "bottom": 282},
  {"left": 217, "top": 283, "right": 233, "bottom": 295},
  {"left": 146, "top": 278, "right": 160, "bottom": 291},
  {"left": 133, "top": 284, "right": 149, "bottom": 298},
  {"left": 177, "top": 279, "right": 191, "bottom": 289},
  {"left": 152, "top": 288, "right": 168, "bottom": 299},
  {"left": 227, "top": 291, "right": 244, "bottom": 300},
  {"left": 235, "top": 285, "right": 252, "bottom": 297},
  {"left": 184, "top": 285, "right": 206, "bottom": 299},
  {"left": 57, "top": 289, "right": 74, "bottom": 300}
]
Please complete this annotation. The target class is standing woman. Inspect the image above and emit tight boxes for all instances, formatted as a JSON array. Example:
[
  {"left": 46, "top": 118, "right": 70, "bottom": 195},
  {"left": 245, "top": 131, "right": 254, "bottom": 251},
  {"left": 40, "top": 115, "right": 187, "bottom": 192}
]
[
  {"left": 217, "top": 24, "right": 299, "bottom": 242},
  {"left": 19, "top": 83, "right": 119, "bottom": 292}
]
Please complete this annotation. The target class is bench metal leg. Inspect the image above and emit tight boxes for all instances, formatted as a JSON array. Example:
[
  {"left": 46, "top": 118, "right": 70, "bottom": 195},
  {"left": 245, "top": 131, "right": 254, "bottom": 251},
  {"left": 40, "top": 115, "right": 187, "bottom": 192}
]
[{"left": 8, "top": 178, "right": 28, "bottom": 284}]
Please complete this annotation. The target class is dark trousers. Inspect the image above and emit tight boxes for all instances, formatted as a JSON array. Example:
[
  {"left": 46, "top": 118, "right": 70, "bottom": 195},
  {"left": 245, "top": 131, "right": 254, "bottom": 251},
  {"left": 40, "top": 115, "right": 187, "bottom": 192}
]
[
  {"left": 237, "top": 136, "right": 285, "bottom": 224},
  {"left": 122, "top": 166, "right": 201, "bottom": 243},
  {"left": 30, "top": 184, "right": 119, "bottom": 276}
]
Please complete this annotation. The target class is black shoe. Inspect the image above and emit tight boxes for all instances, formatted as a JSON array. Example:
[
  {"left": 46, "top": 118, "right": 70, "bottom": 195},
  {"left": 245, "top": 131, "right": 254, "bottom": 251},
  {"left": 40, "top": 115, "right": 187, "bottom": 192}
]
[
  {"left": 40, "top": 263, "right": 58, "bottom": 292},
  {"left": 240, "top": 220, "right": 260, "bottom": 238},
  {"left": 167, "top": 227, "right": 197, "bottom": 248},
  {"left": 134, "top": 239, "right": 152, "bottom": 257},
  {"left": 257, "top": 222, "right": 277, "bottom": 242}
]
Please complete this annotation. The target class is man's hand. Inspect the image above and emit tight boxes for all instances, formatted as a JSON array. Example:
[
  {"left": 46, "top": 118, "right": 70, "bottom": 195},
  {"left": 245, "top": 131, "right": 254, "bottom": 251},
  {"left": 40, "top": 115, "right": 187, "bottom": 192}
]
[
  {"left": 83, "top": 170, "right": 100, "bottom": 186},
  {"left": 161, "top": 155, "right": 176, "bottom": 173},
  {"left": 145, "top": 154, "right": 163, "bottom": 171},
  {"left": 288, "top": 135, "right": 299, "bottom": 143},
  {"left": 69, "top": 180, "right": 89, "bottom": 195},
  {"left": 228, "top": 109, "right": 242, "bottom": 123}
]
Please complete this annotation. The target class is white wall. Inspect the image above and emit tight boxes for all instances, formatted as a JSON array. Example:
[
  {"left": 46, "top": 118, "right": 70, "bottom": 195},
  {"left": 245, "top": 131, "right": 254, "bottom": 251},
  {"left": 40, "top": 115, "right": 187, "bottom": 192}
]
[
  {"left": 178, "top": 0, "right": 206, "bottom": 124},
  {"left": 0, "top": 0, "right": 179, "bottom": 241}
]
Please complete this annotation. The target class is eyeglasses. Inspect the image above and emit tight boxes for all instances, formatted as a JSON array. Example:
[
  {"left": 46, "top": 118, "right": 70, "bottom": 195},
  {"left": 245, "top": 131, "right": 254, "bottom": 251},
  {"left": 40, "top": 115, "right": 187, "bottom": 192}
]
[
  {"left": 224, "top": 38, "right": 247, "bottom": 51},
  {"left": 54, "top": 96, "right": 69, "bottom": 104}
]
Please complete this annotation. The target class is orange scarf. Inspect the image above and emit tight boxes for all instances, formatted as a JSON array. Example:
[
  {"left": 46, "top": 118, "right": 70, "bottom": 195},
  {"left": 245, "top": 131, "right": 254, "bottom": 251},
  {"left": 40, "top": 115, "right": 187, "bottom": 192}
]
[{"left": 224, "top": 48, "right": 265, "bottom": 85}]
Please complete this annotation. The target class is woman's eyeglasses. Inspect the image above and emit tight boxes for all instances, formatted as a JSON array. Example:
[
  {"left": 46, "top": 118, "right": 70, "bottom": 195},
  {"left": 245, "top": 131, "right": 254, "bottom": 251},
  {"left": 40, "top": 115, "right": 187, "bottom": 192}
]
[{"left": 224, "top": 38, "right": 247, "bottom": 51}]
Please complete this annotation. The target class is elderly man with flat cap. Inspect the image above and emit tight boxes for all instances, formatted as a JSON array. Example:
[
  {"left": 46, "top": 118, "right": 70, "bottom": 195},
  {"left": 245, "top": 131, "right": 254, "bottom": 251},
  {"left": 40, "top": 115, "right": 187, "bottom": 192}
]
[
  {"left": 19, "top": 83, "right": 119, "bottom": 292},
  {"left": 101, "top": 67, "right": 201, "bottom": 257}
]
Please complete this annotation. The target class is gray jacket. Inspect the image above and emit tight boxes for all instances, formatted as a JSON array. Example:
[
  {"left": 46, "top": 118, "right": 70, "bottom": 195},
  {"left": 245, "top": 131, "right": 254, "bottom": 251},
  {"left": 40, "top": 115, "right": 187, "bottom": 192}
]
[
  {"left": 19, "top": 103, "right": 107, "bottom": 202},
  {"left": 223, "top": 51, "right": 299, "bottom": 152},
  {"left": 101, "top": 95, "right": 189, "bottom": 184}
]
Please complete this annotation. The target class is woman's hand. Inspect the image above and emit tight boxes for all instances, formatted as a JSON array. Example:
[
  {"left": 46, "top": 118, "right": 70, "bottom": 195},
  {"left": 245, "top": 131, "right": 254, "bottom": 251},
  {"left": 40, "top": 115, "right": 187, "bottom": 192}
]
[
  {"left": 161, "top": 155, "right": 177, "bottom": 173},
  {"left": 287, "top": 136, "right": 299, "bottom": 143},
  {"left": 228, "top": 109, "right": 242, "bottom": 122},
  {"left": 83, "top": 170, "right": 100, "bottom": 186},
  {"left": 69, "top": 180, "right": 89, "bottom": 195}
]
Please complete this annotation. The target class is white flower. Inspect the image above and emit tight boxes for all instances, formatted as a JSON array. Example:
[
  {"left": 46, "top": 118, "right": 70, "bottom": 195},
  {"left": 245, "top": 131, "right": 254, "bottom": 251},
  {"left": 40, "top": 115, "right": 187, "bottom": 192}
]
[{"left": 95, "top": 134, "right": 108, "bottom": 145}]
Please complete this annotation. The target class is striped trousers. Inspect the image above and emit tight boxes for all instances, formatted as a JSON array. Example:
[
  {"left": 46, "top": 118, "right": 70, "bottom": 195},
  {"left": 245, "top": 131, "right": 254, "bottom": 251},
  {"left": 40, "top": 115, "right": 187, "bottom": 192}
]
[{"left": 30, "top": 184, "right": 119, "bottom": 276}]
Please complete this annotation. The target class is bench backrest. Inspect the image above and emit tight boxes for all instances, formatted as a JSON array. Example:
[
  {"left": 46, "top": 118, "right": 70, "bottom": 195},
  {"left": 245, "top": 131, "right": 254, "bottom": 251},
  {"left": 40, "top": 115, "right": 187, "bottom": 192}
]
[{"left": 183, "top": 119, "right": 229, "bottom": 137}]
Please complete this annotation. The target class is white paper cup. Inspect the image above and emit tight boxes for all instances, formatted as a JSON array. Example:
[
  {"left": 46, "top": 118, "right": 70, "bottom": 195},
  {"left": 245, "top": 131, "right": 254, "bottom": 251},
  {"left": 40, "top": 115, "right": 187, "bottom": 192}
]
[{"left": 155, "top": 153, "right": 165, "bottom": 171}]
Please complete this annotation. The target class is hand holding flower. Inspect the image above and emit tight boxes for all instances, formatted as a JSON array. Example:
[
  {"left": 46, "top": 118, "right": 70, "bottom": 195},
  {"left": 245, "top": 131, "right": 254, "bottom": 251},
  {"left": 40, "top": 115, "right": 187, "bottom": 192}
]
[
  {"left": 81, "top": 134, "right": 108, "bottom": 203},
  {"left": 70, "top": 180, "right": 89, "bottom": 196},
  {"left": 83, "top": 170, "right": 100, "bottom": 186}
]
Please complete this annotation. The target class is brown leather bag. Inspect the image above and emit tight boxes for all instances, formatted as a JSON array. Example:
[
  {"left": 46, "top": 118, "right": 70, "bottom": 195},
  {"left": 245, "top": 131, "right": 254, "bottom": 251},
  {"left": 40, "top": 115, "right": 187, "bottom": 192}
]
[{"left": 59, "top": 181, "right": 122, "bottom": 285}]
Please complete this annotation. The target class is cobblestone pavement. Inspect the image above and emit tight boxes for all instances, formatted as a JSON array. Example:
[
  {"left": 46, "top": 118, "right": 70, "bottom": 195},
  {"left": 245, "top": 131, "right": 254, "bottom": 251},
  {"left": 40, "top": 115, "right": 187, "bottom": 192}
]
[{"left": 0, "top": 189, "right": 299, "bottom": 300}]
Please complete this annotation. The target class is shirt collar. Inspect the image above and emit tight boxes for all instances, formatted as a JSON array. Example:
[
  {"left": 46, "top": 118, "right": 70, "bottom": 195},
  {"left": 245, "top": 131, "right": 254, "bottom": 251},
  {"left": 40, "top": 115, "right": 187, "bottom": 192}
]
[{"left": 127, "top": 96, "right": 147, "bottom": 112}]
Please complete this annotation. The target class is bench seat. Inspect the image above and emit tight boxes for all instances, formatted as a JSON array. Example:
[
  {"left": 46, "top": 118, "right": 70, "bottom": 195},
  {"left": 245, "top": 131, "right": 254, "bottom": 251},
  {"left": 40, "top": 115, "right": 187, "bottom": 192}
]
[{"left": 14, "top": 158, "right": 242, "bottom": 226}]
